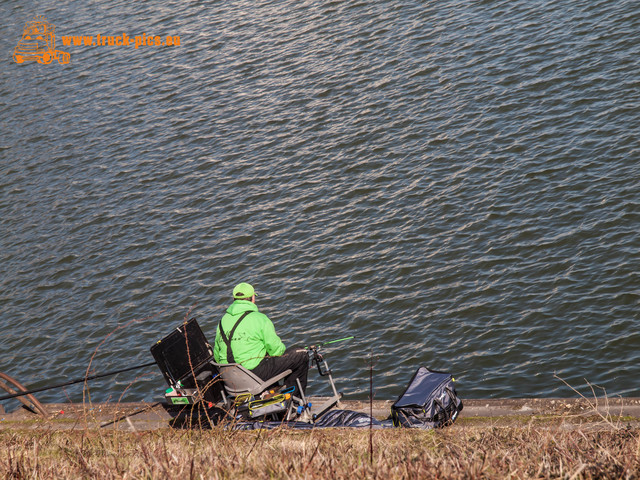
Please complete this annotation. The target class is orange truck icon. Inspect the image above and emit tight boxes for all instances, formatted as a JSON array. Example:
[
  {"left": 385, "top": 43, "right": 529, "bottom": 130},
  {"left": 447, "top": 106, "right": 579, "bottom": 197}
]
[{"left": 13, "top": 16, "right": 70, "bottom": 65}]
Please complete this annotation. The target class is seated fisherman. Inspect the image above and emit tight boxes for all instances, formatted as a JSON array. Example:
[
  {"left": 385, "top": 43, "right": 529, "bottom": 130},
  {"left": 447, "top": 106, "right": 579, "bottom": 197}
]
[{"left": 213, "top": 282, "right": 309, "bottom": 395}]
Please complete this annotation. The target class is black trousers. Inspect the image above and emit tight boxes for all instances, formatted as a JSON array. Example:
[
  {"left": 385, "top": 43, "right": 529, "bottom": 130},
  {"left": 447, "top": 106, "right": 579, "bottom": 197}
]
[{"left": 251, "top": 347, "right": 309, "bottom": 395}]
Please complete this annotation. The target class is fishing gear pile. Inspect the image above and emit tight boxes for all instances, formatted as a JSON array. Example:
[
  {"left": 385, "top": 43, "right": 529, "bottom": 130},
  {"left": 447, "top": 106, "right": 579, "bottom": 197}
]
[{"left": 151, "top": 318, "right": 463, "bottom": 430}]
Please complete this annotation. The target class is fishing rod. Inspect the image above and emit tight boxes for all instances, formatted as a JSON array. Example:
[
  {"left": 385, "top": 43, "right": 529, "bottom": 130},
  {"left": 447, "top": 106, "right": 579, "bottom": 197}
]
[
  {"left": 0, "top": 361, "right": 157, "bottom": 402},
  {"left": 304, "top": 336, "right": 354, "bottom": 376},
  {"left": 304, "top": 336, "right": 355, "bottom": 350},
  {"left": 1, "top": 338, "right": 355, "bottom": 402}
]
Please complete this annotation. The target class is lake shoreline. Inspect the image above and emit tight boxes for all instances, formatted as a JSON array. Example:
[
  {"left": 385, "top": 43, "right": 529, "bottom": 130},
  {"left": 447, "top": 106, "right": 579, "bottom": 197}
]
[{"left": 3, "top": 397, "right": 640, "bottom": 430}]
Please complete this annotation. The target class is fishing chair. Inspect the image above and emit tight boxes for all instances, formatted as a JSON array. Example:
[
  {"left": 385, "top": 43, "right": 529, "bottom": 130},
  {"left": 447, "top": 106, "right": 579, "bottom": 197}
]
[
  {"left": 211, "top": 362, "right": 291, "bottom": 398},
  {"left": 151, "top": 319, "right": 304, "bottom": 422}
]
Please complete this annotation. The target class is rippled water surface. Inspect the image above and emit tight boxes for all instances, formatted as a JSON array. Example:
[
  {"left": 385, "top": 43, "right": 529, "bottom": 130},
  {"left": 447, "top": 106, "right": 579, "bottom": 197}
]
[{"left": 1, "top": 0, "right": 638, "bottom": 407}]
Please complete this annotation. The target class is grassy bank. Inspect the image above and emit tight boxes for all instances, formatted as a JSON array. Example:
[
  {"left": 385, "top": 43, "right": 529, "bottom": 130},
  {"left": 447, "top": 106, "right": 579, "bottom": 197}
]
[{"left": 2, "top": 421, "right": 639, "bottom": 479}]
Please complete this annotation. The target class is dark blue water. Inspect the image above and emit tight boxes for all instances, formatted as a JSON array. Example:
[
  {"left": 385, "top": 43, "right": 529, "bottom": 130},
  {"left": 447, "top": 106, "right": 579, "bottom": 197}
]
[{"left": 1, "top": 0, "right": 638, "bottom": 409}]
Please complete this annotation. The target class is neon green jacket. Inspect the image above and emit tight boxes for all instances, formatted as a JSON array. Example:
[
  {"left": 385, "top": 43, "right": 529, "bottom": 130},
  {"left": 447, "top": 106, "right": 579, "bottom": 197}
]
[{"left": 213, "top": 300, "right": 286, "bottom": 370}]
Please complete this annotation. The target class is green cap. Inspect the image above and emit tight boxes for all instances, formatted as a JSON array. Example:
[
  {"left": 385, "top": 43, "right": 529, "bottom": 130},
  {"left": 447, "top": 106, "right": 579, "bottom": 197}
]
[{"left": 233, "top": 282, "right": 255, "bottom": 299}]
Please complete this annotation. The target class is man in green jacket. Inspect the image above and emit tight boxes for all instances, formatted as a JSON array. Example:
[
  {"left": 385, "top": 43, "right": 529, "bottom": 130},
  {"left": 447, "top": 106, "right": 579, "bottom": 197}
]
[{"left": 213, "top": 282, "right": 309, "bottom": 395}]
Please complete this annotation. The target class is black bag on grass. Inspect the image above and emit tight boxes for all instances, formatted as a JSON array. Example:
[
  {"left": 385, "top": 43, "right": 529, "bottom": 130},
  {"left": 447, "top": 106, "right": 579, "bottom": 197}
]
[{"left": 391, "top": 367, "right": 463, "bottom": 429}]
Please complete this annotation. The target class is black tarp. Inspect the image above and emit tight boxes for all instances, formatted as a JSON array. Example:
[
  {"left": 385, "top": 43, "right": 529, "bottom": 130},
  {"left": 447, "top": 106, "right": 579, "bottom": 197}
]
[{"left": 231, "top": 409, "right": 394, "bottom": 430}]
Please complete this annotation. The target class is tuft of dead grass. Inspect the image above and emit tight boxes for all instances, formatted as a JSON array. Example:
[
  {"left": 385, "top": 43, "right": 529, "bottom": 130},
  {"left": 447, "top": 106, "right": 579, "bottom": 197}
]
[{"left": 1, "top": 423, "right": 639, "bottom": 479}]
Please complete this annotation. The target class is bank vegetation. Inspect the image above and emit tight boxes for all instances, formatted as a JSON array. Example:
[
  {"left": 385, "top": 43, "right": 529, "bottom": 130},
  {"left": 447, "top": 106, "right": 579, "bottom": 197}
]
[{"left": 2, "top": 419, "right": 639, "bottom": 479}]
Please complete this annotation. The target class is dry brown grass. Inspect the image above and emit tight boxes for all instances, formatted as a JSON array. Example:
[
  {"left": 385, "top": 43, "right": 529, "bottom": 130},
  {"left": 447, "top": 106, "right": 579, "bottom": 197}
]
[{"left": 1, "top": 423, "right": 639, "bottom": 479}]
